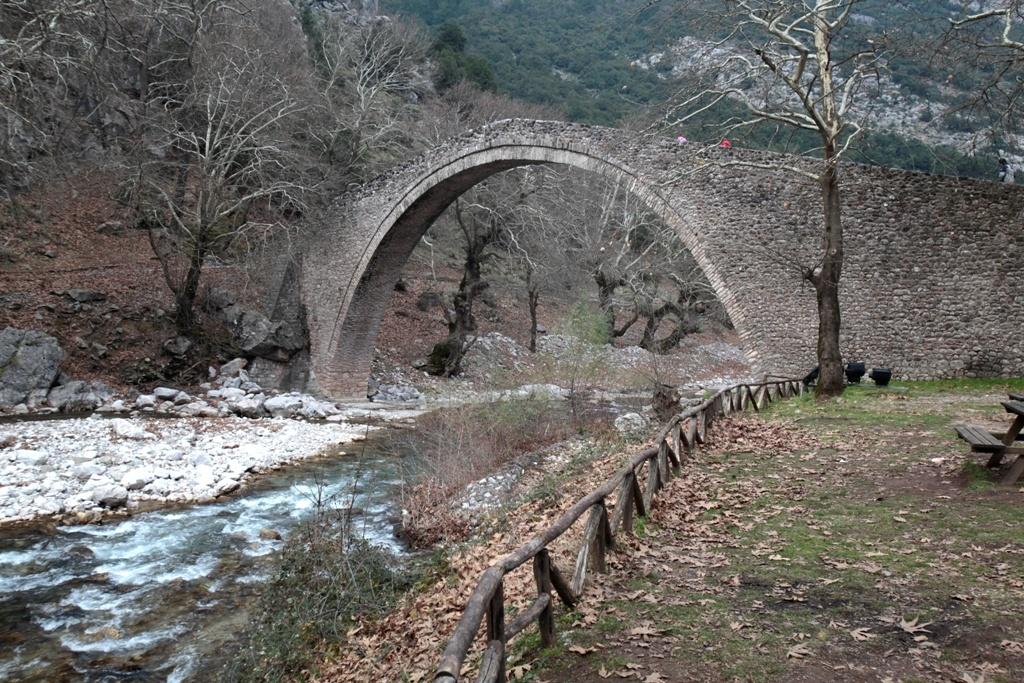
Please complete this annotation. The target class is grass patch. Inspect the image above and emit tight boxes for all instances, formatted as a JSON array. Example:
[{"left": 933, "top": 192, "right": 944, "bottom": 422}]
[{"left": 962, "top": 461, "right": 998, "bottom": 490}]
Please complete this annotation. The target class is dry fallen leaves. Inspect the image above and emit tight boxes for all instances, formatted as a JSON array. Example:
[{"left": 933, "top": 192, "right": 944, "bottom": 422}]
[
  {"left": 1000, "top": 640, "right": 1024, "bottom": 654},
  {"left": 898, "top": 616, "right": 933, "bottom": 635},
  {"left": 850, "top": 627, "right": 876, "bottom": 642},
  {"left": 787, "top": 643, "right": 813, "bottom": 659}
]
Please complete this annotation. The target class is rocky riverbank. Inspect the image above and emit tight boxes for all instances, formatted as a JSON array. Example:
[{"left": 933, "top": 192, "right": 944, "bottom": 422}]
[{"left": 0, "top": 415, "right": 377, "bottom": 527}]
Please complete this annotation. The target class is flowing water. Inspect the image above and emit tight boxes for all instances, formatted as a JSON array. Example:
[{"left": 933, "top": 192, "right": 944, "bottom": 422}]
[{"left": 0, "top": 430, "right": 409, "bottom": 682}]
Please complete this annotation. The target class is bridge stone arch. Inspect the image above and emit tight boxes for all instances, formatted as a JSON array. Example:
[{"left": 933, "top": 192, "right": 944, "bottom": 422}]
[{"left": 299, "top": 119, "right": 1024, "bottom": 399}]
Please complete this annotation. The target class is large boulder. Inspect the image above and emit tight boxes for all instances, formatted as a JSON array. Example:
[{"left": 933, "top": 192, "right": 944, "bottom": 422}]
[
  {"left": 46, "top": 380, "right": 110, "bottom": 413},
  {"left": 614, "top": 412, "right": 649, "bottom": 437},
  {"left": 90, "top": 482, "right": 129, "bottom": 508},
  {"left": 207, "top": 290, "right": 306, "bottom": 363},
  {"left": 264, "top": 394, "right": 303, "bottom": 418},
  {"left": 0, "top": 328, "right": 64, "bottom": 407},
  {"left": 368, "top": 380, "right": 422, "bottom": 402},
  {"left": 121, "top": 468, "right": 154, "bottom": 491}
]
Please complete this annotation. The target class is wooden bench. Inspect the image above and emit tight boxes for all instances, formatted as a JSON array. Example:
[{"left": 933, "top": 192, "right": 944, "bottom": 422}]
[
  {"left": 955, "top": 400, "right": 1024, "bottom": 484},
  {"left": 1009, "top": 392, "right": 1024, "bottom": 402},
  {"left": 955, "top": 425, "right": 1006, "bottom": 454}
]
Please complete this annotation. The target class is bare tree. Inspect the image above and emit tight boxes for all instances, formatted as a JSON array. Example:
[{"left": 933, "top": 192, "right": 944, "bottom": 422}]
[
  {"left": 308, "top": 15, "right": 427, "bottom": 183},
  {"left": 531, "top": 168, "right": 722, "bottom": 352},
  {"left": 0, "top": 0, "right": 107, "bottom": 194},
  {"left": 946, "top": 0, "right": 1024, "bottom": 138},
  {"left": 662, "top": 0, "right": 882, "bottom": 397},
  {"left": 137, "top": 48, "right": 306, "bottom": 333},
  {"left": 425, "top": 169, "right": 545, "bottom": 376}
]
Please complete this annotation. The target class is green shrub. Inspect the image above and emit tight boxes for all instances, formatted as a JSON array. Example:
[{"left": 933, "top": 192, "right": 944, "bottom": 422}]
[{"left": 222, "top": 503, "right": 405, "bottom": 682}]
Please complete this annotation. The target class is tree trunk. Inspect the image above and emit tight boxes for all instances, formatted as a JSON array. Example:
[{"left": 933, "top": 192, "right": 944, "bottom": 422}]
[
  {"left": 810, "top": 12, "right": 846, "bottom": 399},
  {"left": 594, "top": 270, "right": 620, "bottom": 340},
  {"left": 430, "top": 231, "right": 486, "bottom": 377},
  {"left": 175, "top": 242, "right": 205, "bottom": 334},
  {"left": 528, "top": 285, "right": 540, "bottom": 354},
  {"left": 813, "top": 149, "right": 844, "bottom": 398}
]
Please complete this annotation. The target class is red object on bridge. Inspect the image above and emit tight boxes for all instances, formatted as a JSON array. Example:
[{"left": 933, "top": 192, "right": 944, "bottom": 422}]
[{"left": 719, "top": 138, "right": 733, "bottom": 149}]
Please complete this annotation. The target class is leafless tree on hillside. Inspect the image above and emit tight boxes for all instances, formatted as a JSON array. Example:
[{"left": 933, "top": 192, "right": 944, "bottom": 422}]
[
  {"left": 309, "top": 16, "right": 427, "bottom": 183},
  {"left": 425, "top": 168, "right": 546, "bottom": 376},
  {"left": 945, "top": 0, "right": 1024, "bottom": 137},
  {"left": 137, "top": 49, "right": 306, "bottom": 333},
  {"left": 659, "top": 0, "right": 883, "bottom": 397},
  {"left": 0, "top": 0, "right": 103, "bottom": 194},
  {"left": 532, "top": 169, "right": 723, "bottom": 353}
]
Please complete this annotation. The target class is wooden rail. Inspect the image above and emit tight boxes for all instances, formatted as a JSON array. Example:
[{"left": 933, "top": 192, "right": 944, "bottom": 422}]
[{"left": 434, "top": 378, "right": 805, "bottom": 682}]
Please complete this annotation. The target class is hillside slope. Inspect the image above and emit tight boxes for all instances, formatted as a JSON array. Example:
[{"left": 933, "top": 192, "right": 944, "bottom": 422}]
[{"left": 384, "top": 0, "right": 1016, "bottom": 178}]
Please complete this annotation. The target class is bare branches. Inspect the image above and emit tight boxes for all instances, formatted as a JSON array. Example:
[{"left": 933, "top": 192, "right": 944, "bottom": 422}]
[
  {"left": 945, "top": 0, "right": 1024, "bottom": 135},
  {"left": 662, "top": 0, "right": 881, "bottom": 176},
  {"left": 307, "top": 15, "right": 427, "bottom": 183},
  {"left": 130, "top": 7, "right": 309, "bottom": 332}
]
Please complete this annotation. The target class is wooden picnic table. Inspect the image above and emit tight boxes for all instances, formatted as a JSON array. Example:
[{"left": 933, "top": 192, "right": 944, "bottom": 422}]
[
  {"left": 954, "top": 399, "right": 1024, "bottom": 485},
  {"left": 998, "top": 401, "right": 1024, "bottom": 484}
]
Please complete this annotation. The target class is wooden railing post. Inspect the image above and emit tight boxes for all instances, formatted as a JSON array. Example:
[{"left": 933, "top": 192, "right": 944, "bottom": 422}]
[
  {"left": 533, "top": 551, "right": 555, "bottom": 647},
  {"left": 622, "top": 470, "right": 636, "bottom": 533},
  {"left": 658, "top": 441, "right": 671, "bottom": 483},
  {"left": 486, "top": 581, "right": 505, "bottom": 682},
  {"left": 672, "top": 423, "right": 684, "bottom": 466},
  {"left": 643, "top": 454, "right": 660, "bottom": 512},
  {"left": 572, "top": 502, "right": 609, "bottom": 595},
  {"left": 594, "top": 502, "right": 609, "bottom": 573}
]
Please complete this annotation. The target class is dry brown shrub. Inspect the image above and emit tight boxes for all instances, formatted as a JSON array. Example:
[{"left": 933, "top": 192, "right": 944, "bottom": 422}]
[{"left": 393, "top": 396, "right": 607, "bottom": 546}]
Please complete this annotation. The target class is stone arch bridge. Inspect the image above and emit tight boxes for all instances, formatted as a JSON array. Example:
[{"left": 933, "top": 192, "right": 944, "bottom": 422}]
[{"left": 294, "top": 119, "right": 1024, "bottom": 399}]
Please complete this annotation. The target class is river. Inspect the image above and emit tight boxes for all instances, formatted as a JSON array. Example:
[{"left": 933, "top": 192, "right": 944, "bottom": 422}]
[{"left": 0, "top": 428, "right": 409, "bottom": 682}]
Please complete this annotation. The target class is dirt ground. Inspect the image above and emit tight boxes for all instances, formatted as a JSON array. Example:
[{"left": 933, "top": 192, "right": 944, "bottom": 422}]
[{"left": 499, "top": 380, "right": 1024, "bottom": 683}]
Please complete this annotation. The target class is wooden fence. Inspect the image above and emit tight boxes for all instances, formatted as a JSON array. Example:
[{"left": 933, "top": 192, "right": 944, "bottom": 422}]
[{"left": 434, "top": 378, "right": 805, "bottom": 682}]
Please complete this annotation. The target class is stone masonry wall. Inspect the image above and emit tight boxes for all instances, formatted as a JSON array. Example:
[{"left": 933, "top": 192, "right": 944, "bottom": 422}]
[{"left": 297, "top": 119, "right": 1024, "bottom": 398}]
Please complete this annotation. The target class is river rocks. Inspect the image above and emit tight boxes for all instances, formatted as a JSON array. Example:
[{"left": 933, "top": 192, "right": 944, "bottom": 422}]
[
  {"left": 121, "top": 469, "right": 154, "bottom": 491},
  {"left": 46, "top": 380, "right": 108, "bottom": 413},
  {"left": 501, "top": 383, "right": 570, "bottom": 401},
  {"left": 0, "top": 328, "right": 64, "bottom": 407},
  {"left": 12, "top": 449, "right": 47, "bottom": 466},
  {"left": 259, "top": 527, "right": 282, "bottom": 541},
  {"left": 153, "top": 387, "right": 180, "bottom": 401},
  {"left": 175, "top": 400, "right": 216, "bottom": 418},
  {"left": 90, "top": 482, "right": 129, "bottom": 508},
  {"left": 73, "top": 463, "right": 105, "bottom": 480},
  {"left": 227, "top": 396, "right": 267, "bottom": 418},
  {"left": 109, "top": 418, "right": 154, "bottom": 441},
  {"left": 215, "top": 387, "right": 246, "bottom": 401},
  {"left": 219, "top": 358, "right": 248, "bottom": 378},
  {"left": 135, "top": 394, "right": 157, "bottom": 409},
  {"left": 264, "top": 394, "right": 303, "bottom": 418},
  {"left": 368, "top": 379, "right": 422, "bottom": 402},
  {"left": 191, "top": 465, "right": 218, "bottom": 489}
]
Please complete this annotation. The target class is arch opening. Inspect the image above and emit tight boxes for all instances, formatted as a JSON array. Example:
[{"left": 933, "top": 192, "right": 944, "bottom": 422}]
[{"left": 312, "top": 142, "right": 757, "bottom": 398}]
